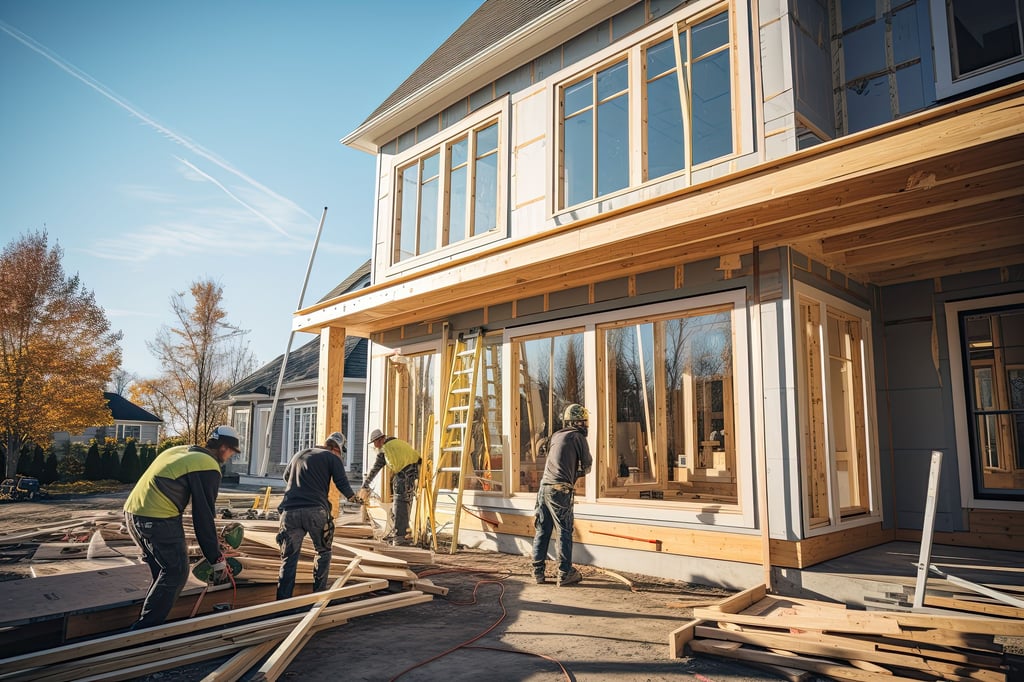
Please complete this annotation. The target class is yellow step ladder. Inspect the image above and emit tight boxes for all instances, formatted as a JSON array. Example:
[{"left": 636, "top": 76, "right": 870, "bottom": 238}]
[{"left": 430, "top": 330, "right": 485, "bottom": 553}]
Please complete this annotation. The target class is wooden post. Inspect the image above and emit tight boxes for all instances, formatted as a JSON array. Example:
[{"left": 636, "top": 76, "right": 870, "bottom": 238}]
[
  {"left": 913, "top": 450, "right": 942, "bottom": 609},
  {"left": 319, "top": 325, "right": 346, "bottom": 514}
]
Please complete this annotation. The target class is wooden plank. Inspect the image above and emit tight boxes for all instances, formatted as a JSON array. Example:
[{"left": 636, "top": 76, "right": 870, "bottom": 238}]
[
  {"left": 689, "top": 640, "right": 924, "bottom": 682},
  {"left": 668, "top": 619, "right": 701, "bottom": 659},
  {"left": 251, "top": 558, "right": 361, "bottom": 682},
  {"left": 710, "top": 584, "right": 766, "bottom": 614},
  {"left": 693, "top": 625, "right": 1005, "bottom": 682},
  {"left": 0, "top": 578, "right": 387, "bottom": 674},
  {"left": 29, "top": 558, "right": 135, "bottom": 577}
]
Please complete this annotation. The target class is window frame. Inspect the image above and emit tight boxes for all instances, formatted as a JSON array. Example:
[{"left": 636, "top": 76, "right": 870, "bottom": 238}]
[
  {"left": 386, "top": 98, "right": 509, "bottom": 273},
  {"left": 503, "top": 289, "right": 755, "bottom": 528},
  {"left": 553, "top": 0, "right": 743, "bottom": 213},
  {"left": 115, "top": 423, "right": 142, "bottom": 442},
  {"left": 281, "top": 402, "right": 317, "bottom": 464},
  {"left": 231, "top": 407, "right": 250, "bottom": 465},
  {"left": 794, "top": 282, "right": 882, "bottom": 537},
  {"left": 946, "top": 292, "right": 1024, "bottom": 509},
  {"left": 930, "top": 0, "right": 1024, "bottom": 99}
]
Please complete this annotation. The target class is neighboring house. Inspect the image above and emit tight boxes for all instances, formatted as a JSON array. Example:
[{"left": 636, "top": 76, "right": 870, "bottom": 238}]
[
  {"left": 219, "top": 261, "right": 370, "bottom": 482},
  {"left": 52, "top": 392, "right": 163, "bottom": 446},
  {"left": 294, "top": 1, "right": 1024, "bottom": 585}
]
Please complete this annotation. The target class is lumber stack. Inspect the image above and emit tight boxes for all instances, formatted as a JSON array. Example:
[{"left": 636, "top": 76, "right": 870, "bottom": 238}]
[
  {"left": 669, "top": 585, "right": 1019, "bottom": 682},
  {"left": 0, "top": 573, "right": 433, "bottom": 682}
]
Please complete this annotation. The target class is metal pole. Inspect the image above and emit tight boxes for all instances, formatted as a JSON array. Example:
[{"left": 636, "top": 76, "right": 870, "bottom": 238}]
[{"left": 259, "top": 207, "right": 328, "bottom": 477}]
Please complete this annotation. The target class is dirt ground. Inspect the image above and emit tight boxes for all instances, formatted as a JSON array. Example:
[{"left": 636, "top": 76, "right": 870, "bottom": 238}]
[{"left": 0, "top": 488, "right": 817, "bottom": 681}]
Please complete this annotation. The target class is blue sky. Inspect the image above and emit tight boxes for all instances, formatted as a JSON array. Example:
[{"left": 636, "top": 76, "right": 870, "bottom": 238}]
[{"left": 0, "top": 0, "right": 481, "bottom": 379}]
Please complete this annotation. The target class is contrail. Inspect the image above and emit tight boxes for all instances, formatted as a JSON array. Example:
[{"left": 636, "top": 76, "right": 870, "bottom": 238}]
[
  {"left": 177, "top": 157, "right": 291, "bottom": 237},
  {"left": 0, "top": 19, "right": 314, "bottom": 235}
]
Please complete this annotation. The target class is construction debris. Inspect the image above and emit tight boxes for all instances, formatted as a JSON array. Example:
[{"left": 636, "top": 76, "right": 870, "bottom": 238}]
[
  {"left": 0, "top": 508, "right": 436, "bottom": 679},
  {"left": 670, "top": 584, "right": 1021, "bottom": 681}
]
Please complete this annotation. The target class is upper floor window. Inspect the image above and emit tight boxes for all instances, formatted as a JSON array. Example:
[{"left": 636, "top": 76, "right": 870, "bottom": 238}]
[
  {"left": 392, "top": 102, "right": 505, "bottom": 267},
  {"left": 558, "top": 8, "right": 734, "bottom": 210},
  {"left": 932, "top": 0, "right": 1024, "bottom": 98}
]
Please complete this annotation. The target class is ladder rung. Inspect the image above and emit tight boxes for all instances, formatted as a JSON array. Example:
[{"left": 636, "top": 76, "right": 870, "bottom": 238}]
[
  {"left": 450, "top": 405, "right": 469, "bottom": 412},
  {"left": 441, "top": 447, "right": 464, "bottom": 454},
  {"left": 455, "top": 369, "right": 473, "bottom": 376},
  {"left": 446, "top": 423, "right": 467, "bottom": 430},
  {"left": 438, "top": 467, "right": 462, "bottom": 473}
]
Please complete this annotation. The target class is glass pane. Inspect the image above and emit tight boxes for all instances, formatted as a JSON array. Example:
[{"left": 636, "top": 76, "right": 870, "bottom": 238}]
[
  {"left": 398, "top": 165, "right": 418, "bottom": 262},
  {"left": 470, "top": 336, "right": 503, "bottom": 492},
  {"left": 597, "top": 60, "right": 629, "bottom": 101},
  {"left": 691, "top": 49, "right": 733, "bottom": 164},
  {"left": 692, "top": 12, "right": 729, "bottom": 58},
  {"left": 476, "top": 122, "right": 499, "bottom": 153},
  {"left": 950, "top": 0, "right": 1023, "bottom": 76},
  {"left": 564, "top": 78, "right": 592, "bottom": 116},
  {"left": 450, "top": 137, "right": 468, "bottom": 168},
  {"left": 564, "top": 109, "right": 594, "bottom": 206},
  {"left": 419, "top": 174, "right": 438, "bottom": 254},
  {"left": 605, "top": 324, "right": 657, "bottom": 484},
  {"left": 515, "top": 332, "right": 585, "bottom": 493},
  {"left": 597, "top": 93, "right": 629, "bottom": 196},
  {"left": 473, "top": 151, "right": 498, "bottom": 234},
  {"left": 646, "top": 37, "right": 677, "bottom": 77},
  {"left": 646, "top": 73, "right": 685, "bottom": 179},
  {"left": 422, "top": 152, "right": 439, "bottom": 180},
  {"left": 448, "top": 165, "right": 467, "bottom": 244}
]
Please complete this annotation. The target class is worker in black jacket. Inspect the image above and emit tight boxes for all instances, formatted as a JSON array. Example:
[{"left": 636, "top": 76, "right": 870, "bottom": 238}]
[
  {"left": 123, "top": 425, "right": 241, "bottom": 629},
  {"left": 276, "top": 431, "right": 359, "bottom": 599}
]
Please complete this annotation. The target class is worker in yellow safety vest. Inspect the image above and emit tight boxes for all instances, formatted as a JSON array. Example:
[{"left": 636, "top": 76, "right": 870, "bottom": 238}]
[{"left": 356, "top": 429, "right": 420, "bottom": 546}]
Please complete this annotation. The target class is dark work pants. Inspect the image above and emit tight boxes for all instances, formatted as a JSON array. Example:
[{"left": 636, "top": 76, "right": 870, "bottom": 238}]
[
  {"left": 276, "top": 506, "right": 334, "bottom": 600},
  {"left": 531, "top": 482, "right": 575, "bottom": 579},
  {"left": 391, "top": 463, "right": 419, "bottom": 539},
  {"left": 125, "top": 512, "right": 189, "bottom": 630}
]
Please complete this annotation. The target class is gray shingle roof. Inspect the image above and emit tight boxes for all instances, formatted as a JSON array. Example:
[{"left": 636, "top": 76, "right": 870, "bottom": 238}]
[
  {"left": 104, "top": 392, "right": 163, "bottom": 423},
  {"left": 363, "top": 0, "right": 567, "bottom": 124}
]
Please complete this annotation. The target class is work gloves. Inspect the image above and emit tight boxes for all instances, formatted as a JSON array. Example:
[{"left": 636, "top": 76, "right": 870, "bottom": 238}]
[
  {"left": 210, "top": 556, "right": 233, "bottom": 584},
  {"left": 355, "top": 488, "right": 371, "bottom": 503}
]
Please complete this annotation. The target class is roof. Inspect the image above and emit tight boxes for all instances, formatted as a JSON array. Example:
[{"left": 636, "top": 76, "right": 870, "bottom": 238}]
[
  {"left": 219, "top": 261, "right": 371, "bottom": 401},
  {"left": 363, "top": 0, "right": 566, "bottom": 124},
  {"left": 219, "top": 335, "right": 367, "bottom": 399},
  {"left": 104, "top": 392, "right": 162, "bottom": 423}
]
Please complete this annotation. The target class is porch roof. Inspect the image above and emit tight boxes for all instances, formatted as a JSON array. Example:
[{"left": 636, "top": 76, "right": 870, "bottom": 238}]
[{"left": 302, "top": 82, "right": 1024, "bottom": 339}]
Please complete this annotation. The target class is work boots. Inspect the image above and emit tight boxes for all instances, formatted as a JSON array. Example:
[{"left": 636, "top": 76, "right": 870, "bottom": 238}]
[{"left": 557, "top": 568, "right": 583, "bottom": 587}]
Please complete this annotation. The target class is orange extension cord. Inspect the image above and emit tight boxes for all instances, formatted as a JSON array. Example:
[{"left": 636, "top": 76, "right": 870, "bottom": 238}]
[{"left": 387, "top": 565, "right": 572, "bottom": 682}]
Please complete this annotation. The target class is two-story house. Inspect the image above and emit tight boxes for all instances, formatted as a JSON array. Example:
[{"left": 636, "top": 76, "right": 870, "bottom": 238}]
[{"left": 294, "top": 0, "right": 1023, "bottom": 585}]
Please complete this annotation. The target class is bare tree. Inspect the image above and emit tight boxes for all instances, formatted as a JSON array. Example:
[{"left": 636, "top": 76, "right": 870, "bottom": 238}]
[
  {"left": 0, "top": 231, "right": 122, "bottom": 476},
  {"left": 131, "top": 279, "right": 255, "bottom": 443},
  {"left": 108, "top": 368, "right": 136, "bottom": 396}
]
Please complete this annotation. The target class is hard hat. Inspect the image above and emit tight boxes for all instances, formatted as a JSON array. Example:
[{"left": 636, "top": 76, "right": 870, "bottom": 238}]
[
  {"left": 209, "top": 424, "right": 241, "bottom": 452},
  {"left": 562, "top": 404, "right": 589, "bottom": 423},
  {"left": 326, "top": 431, "right": 347, "bottom": 453}
]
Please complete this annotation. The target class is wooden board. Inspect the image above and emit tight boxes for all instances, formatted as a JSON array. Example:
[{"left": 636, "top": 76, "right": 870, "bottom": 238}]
[
  {"left": 0, "top": 563, "right": 205, "bottom": 627},
  {"left": 30, "top": 558, "right": 135, "bottom": 577}
]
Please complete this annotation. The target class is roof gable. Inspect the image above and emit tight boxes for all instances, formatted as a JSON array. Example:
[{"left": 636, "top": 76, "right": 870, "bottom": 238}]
[{"left": 104, "top": 392, "right": 163, "bottom": 423}]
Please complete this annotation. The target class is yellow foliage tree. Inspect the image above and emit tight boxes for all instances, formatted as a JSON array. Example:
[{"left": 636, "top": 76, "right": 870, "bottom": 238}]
[{"left": 0, "top": 231, "right": 122, "bottom": 477}]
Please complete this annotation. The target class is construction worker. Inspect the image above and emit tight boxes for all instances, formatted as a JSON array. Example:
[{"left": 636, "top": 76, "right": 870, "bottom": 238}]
[
  {"left": 356, "top": 429, "right": 419, "bottom": 546},
  {"left": 123, "top": 425, "right": 241, "bottom": 629},
  {"left": 532, "top": 404, "right": 592, "bottom": 587},
  {"left": 276, "top": 431, "right": 359, "bottom": 600}
]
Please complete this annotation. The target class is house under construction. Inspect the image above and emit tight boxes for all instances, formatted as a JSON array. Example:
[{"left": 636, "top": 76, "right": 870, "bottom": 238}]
[{"left": 294, "top": 0, "right": 1024, "bottom": 585}]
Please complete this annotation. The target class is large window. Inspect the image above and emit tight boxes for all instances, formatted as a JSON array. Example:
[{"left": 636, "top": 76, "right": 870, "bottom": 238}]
[
  {"left": 958, "top": 304, "right": 1024, "bottom": 499},
  {"left": 282, "top": 403, "right": 316, "bottom": 463},
  {"left": 392, "top": 108, "right": 503, "bottom": 266},
  {"left": 932, "top": 0, "right": 1024, "bottom": 98},
  {"left": 559, "top": 8, "right": 734, "bottom": 209},
  {"left": 598, "top": 306, "right": 737, "bottom": 504},
  {"left": 796, "top": 288, "right": 877, "bottom": 529},
  {"left": 385, "top": 351, "right": 437, "bottom": 458},
  {"left": 512, "top": 330, "right": 585, "bottom": 493}
]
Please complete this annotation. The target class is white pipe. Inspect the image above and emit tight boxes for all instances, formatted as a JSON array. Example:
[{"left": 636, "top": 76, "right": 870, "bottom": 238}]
[{"left": 259, "top": 207, "right": 328, "bottom": 477}]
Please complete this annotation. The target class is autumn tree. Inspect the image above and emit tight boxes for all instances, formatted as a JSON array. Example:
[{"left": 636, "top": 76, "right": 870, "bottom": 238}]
[
  {"left": 109, "top": 368, "right": 136, "bottom": 396},
  {"left": 0, "top": 231, "right": 122, "bottom": 477},
  {"left": 131, "top": 279, "right": 255, "bottom": 444}
]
